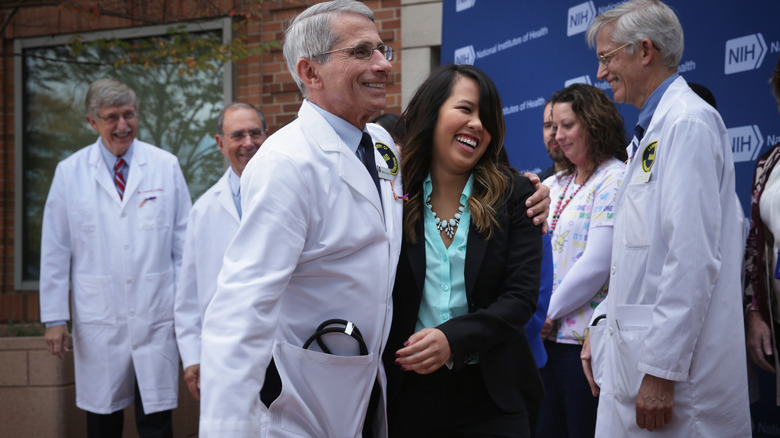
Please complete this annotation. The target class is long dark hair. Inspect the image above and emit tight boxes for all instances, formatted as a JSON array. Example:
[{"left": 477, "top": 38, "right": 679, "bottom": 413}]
[
  {"left": 550, "top": 83, "right": 627, "bottom": 176},
  {"left": 399, "top": 64, "right": 512, "bottom": 243}
]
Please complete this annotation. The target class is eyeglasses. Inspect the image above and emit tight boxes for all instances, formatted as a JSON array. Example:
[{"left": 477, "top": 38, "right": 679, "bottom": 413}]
[
  {"left": 97, "top": 111, "right": 137, "bottom": 124},
  {"left": 315, "top": 42, "right": 394, "bottom": 61},
  {"left": 598, "top": 42, "right": 631, "bottom": 67},
  {"left": 227, "top": 129, "right": 266, "bottom": 141}
]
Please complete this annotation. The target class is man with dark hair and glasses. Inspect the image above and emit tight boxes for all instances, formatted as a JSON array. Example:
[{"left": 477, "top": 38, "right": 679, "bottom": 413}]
[
  {"left": 40, "top": 78, "right": 192, "bottom": 438},
  {"left": 173, "top": 102, "right": 266, "bottom": 403}
]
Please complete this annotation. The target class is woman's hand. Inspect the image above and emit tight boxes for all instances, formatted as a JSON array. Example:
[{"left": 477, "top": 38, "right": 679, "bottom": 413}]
[{"left": 395, "top": 328, "right": 452, "bottom": 375}]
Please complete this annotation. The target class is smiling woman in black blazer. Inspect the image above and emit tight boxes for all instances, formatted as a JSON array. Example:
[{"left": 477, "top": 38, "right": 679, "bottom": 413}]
[{"left": 383, "top": 64, "right": 544, "bottom": 438}]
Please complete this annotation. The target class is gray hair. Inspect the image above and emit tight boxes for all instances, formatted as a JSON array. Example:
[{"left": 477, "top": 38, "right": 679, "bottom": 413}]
[
  {"left": 216, "top": 102, "right": 267, "bottom": 135},
  {"left": 282, "top": 0, "right": 374, "bottom": 96},
  {"left": 586, "top": 0, "right": 683, "bottom": 70},
  {"left": 85, "top": 78, "right": 138, "bottom": 118}
]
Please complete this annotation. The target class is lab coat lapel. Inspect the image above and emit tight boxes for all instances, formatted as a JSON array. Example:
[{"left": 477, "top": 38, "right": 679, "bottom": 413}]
[
  {"left": 464, "top": 222, "right": 487, "bottom": 299},
  {"left": 215, "top": 169, "right": 240, "bottom": 223},
  {"left": 298, "top": 103, "right": 383, "bottom": 218},
  {"left": 89, "top": 142, "right": 122, "bottom": 206}
]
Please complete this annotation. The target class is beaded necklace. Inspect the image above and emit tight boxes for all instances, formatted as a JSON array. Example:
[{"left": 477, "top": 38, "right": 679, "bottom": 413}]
[
  {"left": 426, "top": 196, "right": 465, "bottom": 239},
  {"left": 550, "top": 171, "right": 590, "bottom": 234}
]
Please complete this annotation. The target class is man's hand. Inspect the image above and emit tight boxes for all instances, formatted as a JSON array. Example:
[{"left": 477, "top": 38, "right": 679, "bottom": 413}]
[
  {"left": 184, "top": 364, "right": 201, "bottom": 401},
  {"left": 523, "top": 172, "right": 551, "bottom": 234},
  {"left": 636, "top": 374, "right": 674, "bottom": 431},
  {"left": 746, "top": 311, "right": 776, "bottom": 373},
  {"left": 394, "top": 328, "right": 451, "bottom": 375},
  {"left": 44, "top": 325, "right": 70, "bottom": 360},
  {"left": 580, "top": 331, "right": 600, "bottom": 396}
]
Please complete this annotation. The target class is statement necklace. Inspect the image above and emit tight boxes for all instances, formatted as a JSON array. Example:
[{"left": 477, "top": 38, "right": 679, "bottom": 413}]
[
  {"left": 426, "top": 196, "right": 464, "bottom": 239},
  {"left": 550, "top": 171, "right": 590, "bottom": 234}
]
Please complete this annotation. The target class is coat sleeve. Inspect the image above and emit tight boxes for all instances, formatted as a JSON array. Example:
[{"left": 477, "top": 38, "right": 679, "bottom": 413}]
[
  {"left": 174, "top": 206, "right": 202, "bottom": 370},
  {"left": 637, "top": 113, "right": 727, "bottom": 381},
  {"left": 199, "top": 150, "right": 310, "bottom": 436},
  {"left": 171, "top": 158, "right": 192, "bottom": 287},
  {"left": 440, "top": 175, "right": 543, "bottom": 369},
  {"left": 39, "top": 164, "right": 73, "bottom": 323}
]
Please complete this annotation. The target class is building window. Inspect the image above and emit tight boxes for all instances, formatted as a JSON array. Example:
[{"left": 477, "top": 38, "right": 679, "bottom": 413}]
[{"left": 16, "top": 19, "right": 233, "bottom": 289}]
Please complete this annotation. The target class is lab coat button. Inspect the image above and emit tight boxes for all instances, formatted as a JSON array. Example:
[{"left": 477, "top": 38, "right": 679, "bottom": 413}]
[
  {"left": 611, "top": 265, "right": 616, "bottom": 275},
  {"left": 443, "top": 284, "right": 449, "bottom": 291},
  {"left": 121, "top": 212, "right": 127, "bottom": 218},
  {"left": 124, "top": 245, "right": 130, "bottom": 250},
  {"left": 126, "top": 279, "right": 132, "bottom": 284}
]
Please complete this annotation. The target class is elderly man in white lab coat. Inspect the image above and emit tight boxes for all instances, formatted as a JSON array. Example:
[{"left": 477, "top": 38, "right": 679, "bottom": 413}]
[
  {"left": 580, "top": 1, "right": 751, "bottom": 436},
  {"left": 174, "top": 102, "right": 267, "bottom": 401},
  {"left": 40, "top": 78, "right": 191, "bottom": 438}
]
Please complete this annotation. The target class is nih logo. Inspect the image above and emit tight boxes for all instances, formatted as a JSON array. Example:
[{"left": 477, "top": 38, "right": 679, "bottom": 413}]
[
  {"left": 724, "top": 34, "right": 767, "bottom": 75},
  {"left": 567, "top": 1, "right": 596, "bottom": 37},
  {"left": 454, "top": 45, "right": 476, "bottom": 65},
  {"left": 728, "top": 125, "right": 763, "bottom": 163},
  {"left": 456, "top": 0, "right": 476, "bottom": 12},
  {"left": 565, "top": 75, "right": 592, "bottom": 87}
]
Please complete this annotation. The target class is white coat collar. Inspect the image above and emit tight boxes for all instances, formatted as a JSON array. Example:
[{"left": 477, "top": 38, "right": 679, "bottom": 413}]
[
  {"left": 214, "top": 167, "right": 241, "bottom": 223},
  {"left": 87, "top": 138, "right": 147, "bottom": 208},
  {"left": 297, "top": 101, "right": 384, "bottom": 218}
]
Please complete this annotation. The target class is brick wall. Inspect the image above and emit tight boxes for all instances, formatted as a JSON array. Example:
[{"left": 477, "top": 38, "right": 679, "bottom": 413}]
[{"left": 0, "top": 0, "right": 403, "bottom": 323}]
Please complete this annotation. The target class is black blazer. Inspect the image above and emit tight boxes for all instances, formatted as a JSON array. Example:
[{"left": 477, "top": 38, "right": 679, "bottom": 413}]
[{"left": 383, "top": 172, "right": 545, "bottom": 415}]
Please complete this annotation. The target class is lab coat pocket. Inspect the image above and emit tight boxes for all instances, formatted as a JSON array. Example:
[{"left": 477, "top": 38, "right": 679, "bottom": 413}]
[
  {"left": 622, "top": 182, "right": 655, "bottom": 248},
  {"left": 588, "top": 324, "right": 609, "bottom": 390},
  {"left": 271, "top": 341, "right": 375, "bottom": 438},
  {"left": 72, "top": 274, "right": 114, "bottom": 325},
  {"left": 137, "top": 194, "right": 168, "bottom": 230},
  {"left": 613, "top": 326, "right": 650, "bottom": 404},
  {"left": 142, "top": 270, "right": 175, "bottom": 322}
]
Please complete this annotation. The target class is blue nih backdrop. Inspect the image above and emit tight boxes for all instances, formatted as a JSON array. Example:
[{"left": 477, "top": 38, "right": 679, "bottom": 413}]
[
  {"left": 443, "top": 0, "right": 780, "bottom": 435},
  {"left": 442, "top": 0, "right": 780, "bottom": 219}
]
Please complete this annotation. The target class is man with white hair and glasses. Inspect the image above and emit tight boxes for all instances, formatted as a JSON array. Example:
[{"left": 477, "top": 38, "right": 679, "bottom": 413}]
[{"left": 579, "top": 0, "right": 751, "bottom": 436}]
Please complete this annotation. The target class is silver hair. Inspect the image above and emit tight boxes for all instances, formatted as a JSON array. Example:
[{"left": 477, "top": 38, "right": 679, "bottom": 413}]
[
  {"left": 216, "top": 102, "right": 267, "bottom": 135},
  {"left": 282, "top": 0, "right": 374, "bottom": 97},
  {"left": 586, "top": 0, "right": 683, "bottom": 70},
  {"left": 85, "top": 78, "right": 138, "bottom": 118}
]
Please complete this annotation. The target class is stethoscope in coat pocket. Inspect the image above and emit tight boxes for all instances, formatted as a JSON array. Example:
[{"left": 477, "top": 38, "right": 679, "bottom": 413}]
[{"left": 303, "top": 319, "right": 368, "bottom": 356}]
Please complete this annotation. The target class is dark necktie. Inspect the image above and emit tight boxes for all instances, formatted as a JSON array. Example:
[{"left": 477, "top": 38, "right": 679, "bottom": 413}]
[
  {"left": 359, "top": 132, "right": 382, "bottom": 202},
  {"left": 114, "top": 158, "right": 126, "bottom": 200},
  {"left": 629, "top": 124, "right": 645, "bottom": 163}
]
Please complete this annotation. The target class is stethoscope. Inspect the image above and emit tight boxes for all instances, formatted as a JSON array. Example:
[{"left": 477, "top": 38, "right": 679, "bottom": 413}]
[{"left": 303, "top": 319, "right": 368, "bottom": 356}]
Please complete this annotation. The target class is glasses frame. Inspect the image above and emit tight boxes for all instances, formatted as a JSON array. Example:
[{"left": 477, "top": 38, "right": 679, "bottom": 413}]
[
  {"left": 96, "top": 111, "right": 138, "bottom": 124},
  {"left": 598, "top": 42, "right": 632, "bottom": 67},
  {"left": 226, "top": 129, "right": 266, "bottom": 142},
  {"left": 315, "top": 42, "right": 394, "bottom": 61}
]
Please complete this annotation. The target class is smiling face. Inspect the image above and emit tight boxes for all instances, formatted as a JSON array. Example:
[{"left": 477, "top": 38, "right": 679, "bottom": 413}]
[
  {"left": 431, "top": 75, "right": 492, "bottom": 177},
  {"left": 307, "top": 13, "right": 392, "bottom": 128},
  {"left": 216, "top": 107, "right": 266, "bottom": 176},
  {"left": 86, "top": 104, "right": 137, "bottom": 157},
  {"left": 552, "top": 102, "right": 590, "bottom": 169},
  {"left": 595, "top": 23, "right": 644, "bottom": 108}
]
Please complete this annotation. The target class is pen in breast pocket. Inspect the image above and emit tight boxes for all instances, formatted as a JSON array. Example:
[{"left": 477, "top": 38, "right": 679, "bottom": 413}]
[{"left": 139, "top": 196, "right": 157, "bottom": 207}]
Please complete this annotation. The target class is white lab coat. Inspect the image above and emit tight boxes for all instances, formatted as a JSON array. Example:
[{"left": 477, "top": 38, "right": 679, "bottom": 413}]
[
  {"left": 174, "top": 168, "right": 240, "bottom": 369},
  {"left": 589, "top": 78, "right": 751, "bottom": 436},
  {"left": 199, "top": 100, "right": 403, "bottom": 438},
  {"left": 39, "top": 139, "right": 191, "bottom": 414}
]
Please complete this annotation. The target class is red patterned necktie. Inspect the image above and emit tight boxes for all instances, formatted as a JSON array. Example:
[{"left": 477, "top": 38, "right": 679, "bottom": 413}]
[{"left": 114, "top": 158, "right": 126, "bottom": 200}]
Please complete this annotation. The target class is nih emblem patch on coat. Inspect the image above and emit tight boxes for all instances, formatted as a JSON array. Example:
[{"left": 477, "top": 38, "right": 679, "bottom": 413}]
[
  {"left": 642, "top": 141, "right": 658, "bottom": 173},
  {"left": 375, "top": 142, "right": 399, "bottom": 175}
]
